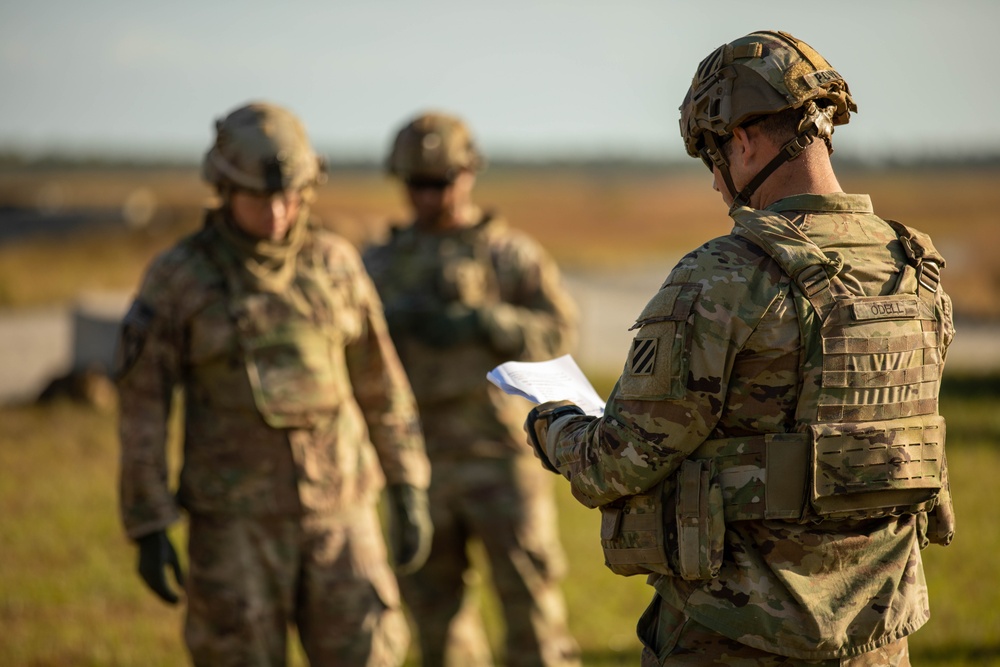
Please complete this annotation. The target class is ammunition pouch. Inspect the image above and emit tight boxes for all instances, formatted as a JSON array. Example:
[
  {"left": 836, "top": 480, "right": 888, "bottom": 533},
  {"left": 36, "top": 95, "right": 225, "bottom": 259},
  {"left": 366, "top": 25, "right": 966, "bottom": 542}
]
[
  {"left": 600, "top": 459, "right": 724, "bottom": 581},
  {"left": 675, "top": 459, "right": 725, "bottom": 580},
  {"left": 600, "top": 480, "right": 672, "bottom": 577}
]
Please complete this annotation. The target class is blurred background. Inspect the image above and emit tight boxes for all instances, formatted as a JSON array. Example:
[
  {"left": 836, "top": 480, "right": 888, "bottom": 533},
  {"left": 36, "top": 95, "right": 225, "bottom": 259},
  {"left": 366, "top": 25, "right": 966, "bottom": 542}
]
[{"left": 2, "top": 1, "right": 998, "bottom": 665}]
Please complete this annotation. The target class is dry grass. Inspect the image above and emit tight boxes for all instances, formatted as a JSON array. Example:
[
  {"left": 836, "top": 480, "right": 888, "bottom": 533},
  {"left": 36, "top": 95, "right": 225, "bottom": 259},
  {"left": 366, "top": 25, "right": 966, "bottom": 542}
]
[{"left": 2, "top": 165, "right": 998, "bottom": 317}]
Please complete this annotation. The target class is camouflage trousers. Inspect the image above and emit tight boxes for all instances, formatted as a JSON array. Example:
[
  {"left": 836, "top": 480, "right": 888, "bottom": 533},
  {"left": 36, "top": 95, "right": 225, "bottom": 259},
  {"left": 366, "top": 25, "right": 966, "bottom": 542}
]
[
  {"left": 184, "top": 507, "right": 409, "bottom": 667},
  {"left": 638, "top": 595, "right": 911, "bottom": 666},
  {"left": 399, "top": 456, "right": 580, "bottom": 667}
]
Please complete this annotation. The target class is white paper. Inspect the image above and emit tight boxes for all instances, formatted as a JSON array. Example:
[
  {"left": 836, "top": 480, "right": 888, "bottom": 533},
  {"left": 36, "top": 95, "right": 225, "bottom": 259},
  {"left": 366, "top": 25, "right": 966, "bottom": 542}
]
[{"left": 487, "top": 354, "right": 605, "bottom": 416}]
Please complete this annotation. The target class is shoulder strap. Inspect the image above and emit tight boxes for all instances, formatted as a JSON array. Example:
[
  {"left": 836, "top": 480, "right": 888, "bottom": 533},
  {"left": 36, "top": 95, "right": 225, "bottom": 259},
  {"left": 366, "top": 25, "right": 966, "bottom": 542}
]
[
  {"left": 886, "top": 220, "right": 945, "bottom": 299},
  {"left": 729, "top": 206, "right": 846, "bottom": 320}
]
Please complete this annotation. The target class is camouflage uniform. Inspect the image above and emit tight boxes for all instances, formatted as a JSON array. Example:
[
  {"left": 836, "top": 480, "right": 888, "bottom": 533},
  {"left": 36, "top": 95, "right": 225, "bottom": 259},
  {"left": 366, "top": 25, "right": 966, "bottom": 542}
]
[
  {"left": 118, "top": 205, "right": 429, "bottom": 666},
  {"left": 525, "top": 31, "right": 956, "bottom": 665},
  {"left": 534, "top": 193, "right": 955, "bottom": 664},
  {"left": 364, "top": 208, "right": 581, "bottom": 666}
]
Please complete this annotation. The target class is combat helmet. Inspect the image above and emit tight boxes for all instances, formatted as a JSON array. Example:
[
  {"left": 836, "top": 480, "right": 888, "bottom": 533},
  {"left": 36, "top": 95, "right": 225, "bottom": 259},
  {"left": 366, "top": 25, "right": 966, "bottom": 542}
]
[
  {"left": 202, "top": 102, "right": 325, "bottom": 193},
  {"left": 679, "top": 30, "right": 857, "bottom": 208},
  {"left": 386, "top": 112, "right": 484, "bottom": 181}
]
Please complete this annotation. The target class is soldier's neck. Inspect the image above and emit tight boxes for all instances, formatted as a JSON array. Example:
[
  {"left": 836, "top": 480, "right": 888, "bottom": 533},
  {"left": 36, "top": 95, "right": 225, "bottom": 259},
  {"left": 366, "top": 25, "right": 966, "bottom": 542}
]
[
  {"left": 416, "top": 204, "right": 481, "bottom": 233},
  {"left": 750, "top": 144, "right": 843, "bottom": 210}
]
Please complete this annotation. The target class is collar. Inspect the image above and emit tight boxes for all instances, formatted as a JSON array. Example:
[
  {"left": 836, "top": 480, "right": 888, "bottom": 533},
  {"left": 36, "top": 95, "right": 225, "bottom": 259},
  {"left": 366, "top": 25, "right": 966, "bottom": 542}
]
[{"left": 764, "top": 193, "right": 874, "bottom": 215}]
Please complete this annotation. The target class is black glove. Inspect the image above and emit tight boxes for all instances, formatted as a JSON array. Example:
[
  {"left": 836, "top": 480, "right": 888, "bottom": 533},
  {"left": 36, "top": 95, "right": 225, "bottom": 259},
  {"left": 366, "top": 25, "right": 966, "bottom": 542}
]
[
  {"left": 386, "top": 484, "right": 433, "bottom": 575},
  {"left": 524, "top": 400, "right": 586, "bottom": 473},
  {"left": 136, "top": 529, "right": 185, "bottom": 605},
  {"left": 414, "top": 306, "right": 484, "bottom": 348}
]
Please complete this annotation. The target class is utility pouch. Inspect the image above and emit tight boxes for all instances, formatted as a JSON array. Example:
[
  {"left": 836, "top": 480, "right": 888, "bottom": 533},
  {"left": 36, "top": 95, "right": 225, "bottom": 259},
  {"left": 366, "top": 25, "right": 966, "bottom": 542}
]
[
  {"left": 243, "top": 322, "right": 343, "bottom": 429},
  {"left": 675, "top": 459, "right": 725, "bottom": 580},
  {"left": 600, "top": 480, "right": 674, "bottom": 577},
  {"left": 809, "top": 413, "right": 945, "bottom": 519}
]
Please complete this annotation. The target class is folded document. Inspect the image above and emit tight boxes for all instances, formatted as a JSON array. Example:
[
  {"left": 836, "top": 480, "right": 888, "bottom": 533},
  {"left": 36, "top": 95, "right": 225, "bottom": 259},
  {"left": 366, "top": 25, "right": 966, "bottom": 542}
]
[{"left": 487, "top": 354, "right": 605, "bottom": 417}]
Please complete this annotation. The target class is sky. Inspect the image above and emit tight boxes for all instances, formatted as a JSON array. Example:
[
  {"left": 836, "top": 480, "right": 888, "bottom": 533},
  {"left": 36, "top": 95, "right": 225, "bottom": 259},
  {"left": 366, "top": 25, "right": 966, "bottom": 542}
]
[{"left": 1, "top": 0, "right": 997, "bottom": 163}]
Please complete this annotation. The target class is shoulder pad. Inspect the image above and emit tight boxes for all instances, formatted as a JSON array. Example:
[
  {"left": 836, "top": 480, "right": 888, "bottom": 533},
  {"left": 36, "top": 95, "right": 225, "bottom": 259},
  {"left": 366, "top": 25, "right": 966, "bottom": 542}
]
[{"left": 887, "top": 220, "right": 946, "bottom": 267}]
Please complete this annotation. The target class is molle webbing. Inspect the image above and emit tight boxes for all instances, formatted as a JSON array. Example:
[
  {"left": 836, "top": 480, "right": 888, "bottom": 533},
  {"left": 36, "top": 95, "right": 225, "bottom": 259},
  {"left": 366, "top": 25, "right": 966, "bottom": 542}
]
[
  {"left": 730, "top": 207, "right": 943, "bottom": 425},
  {"left": 714, "top": 208, "right": 947, "bottom": 520}
]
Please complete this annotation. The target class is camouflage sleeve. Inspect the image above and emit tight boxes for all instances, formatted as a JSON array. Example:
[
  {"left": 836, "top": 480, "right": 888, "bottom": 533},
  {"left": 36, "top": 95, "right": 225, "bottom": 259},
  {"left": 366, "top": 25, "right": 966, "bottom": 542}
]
[
  {"left": 342, "top": 243, "right": 431, "bottom": 489},
  {"left": 483, "top": 229, "right": 578, "bottom": 360},
  {"left": 541, "top": 236, "right": 785, "bottom": 507},
  {"left": 115, "top": 251, "right": 186, "bottom": 540}
]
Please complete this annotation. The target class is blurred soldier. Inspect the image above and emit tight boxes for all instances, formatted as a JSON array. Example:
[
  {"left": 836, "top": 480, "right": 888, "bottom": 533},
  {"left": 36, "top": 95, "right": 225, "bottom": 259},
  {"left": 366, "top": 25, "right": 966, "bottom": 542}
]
[
  {"left": 115, "top": 101, "right": 432, "bottom": 666},
  {"left": 363, "top": 111, "right": 581, "bottom": 667},
  {"left": 526, "top": 31, "right": 956, "bottom": 666}
]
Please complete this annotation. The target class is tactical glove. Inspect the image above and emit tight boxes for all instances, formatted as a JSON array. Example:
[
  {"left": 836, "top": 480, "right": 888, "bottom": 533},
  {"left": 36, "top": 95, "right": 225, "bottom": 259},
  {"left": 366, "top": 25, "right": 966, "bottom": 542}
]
[
  {"left": 414, "top": 306, "right": 484, "bottom": 348},
  {"left": 386, "top": 484, "right": 433, "bottom": 575},
  {"left": 524, "top": 400, "right": 585, "bottom": 473},
  {"left": 136, "top": 529, "right": 185, "bottom": 605}
]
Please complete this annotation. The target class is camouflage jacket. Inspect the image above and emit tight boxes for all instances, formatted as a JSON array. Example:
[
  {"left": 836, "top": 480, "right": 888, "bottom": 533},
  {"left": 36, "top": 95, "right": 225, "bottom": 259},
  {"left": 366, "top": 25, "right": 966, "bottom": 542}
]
[
  {"left": 539, "top": 193, "right": 955, "bottom": 659},
  {"left": 363, "top": 211, "right": 578, "bottom": 459},
  {"left": 116, "top": 211, "right": 429, "bottom": 539}
]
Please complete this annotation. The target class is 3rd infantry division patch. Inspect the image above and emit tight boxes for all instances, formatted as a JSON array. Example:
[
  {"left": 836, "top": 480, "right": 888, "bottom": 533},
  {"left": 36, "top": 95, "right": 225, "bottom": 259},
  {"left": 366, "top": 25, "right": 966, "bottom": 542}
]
[{"left": 630, "top": 338, "right": 657, "bottom": 375}]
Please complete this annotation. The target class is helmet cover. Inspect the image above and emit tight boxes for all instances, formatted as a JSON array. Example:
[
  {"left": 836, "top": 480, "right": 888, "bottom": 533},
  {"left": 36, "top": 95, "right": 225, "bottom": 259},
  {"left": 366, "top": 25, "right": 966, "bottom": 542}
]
[
  {"left": 679, "top": 30, "right": 856, "bottom": 160},
  {"left": 202, "top": 102, "right": 325, "bottom": 192},
  {"left": 386, "top": 111, "right": 483, "bottom": 180}
]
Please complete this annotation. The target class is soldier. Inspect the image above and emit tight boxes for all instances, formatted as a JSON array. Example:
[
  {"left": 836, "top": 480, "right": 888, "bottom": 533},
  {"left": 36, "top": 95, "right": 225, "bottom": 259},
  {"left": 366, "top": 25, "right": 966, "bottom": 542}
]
[
  {"left": 115, "top": 101, "right": 432, "bottom": 666},
  {"left": 363, "top": 111, "right": 581, "bottom": 667},
  {"left": 525, "top": 31, "right": 956, "bottom": 665}
]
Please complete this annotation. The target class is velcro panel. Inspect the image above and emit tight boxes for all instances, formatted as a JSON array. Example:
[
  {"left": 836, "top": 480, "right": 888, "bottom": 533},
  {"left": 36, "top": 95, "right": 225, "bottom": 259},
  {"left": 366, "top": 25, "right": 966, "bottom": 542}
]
[{"left": 764, "top": 434, "right": 809, "bottom": 519}]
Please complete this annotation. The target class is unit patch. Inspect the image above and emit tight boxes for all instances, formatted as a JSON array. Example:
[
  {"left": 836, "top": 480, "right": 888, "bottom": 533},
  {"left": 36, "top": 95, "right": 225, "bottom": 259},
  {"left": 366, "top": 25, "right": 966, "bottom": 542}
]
[
  {"left": 630, "top": 337, "right": 658, "bottom": 376},
  {"left": 113, "top": 299, "right": 154, "bottom": 380}
]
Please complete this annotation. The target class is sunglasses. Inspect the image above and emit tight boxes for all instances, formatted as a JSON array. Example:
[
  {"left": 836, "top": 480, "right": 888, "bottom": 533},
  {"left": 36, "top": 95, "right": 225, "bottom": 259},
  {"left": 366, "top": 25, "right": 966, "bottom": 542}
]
[{"left": 405, "top": 177, "right": 455, "bottom": 191}]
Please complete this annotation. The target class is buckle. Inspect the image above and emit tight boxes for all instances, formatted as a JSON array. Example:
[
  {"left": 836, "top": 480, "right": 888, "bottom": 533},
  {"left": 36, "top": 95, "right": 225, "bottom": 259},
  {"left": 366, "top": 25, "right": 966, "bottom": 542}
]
[
  {"left": 796, "top": 264, "right": 831, "bottom": 298},
  {"left": 783, "top": 135, "right": 812, "bottom": 160},
  {"left": 917, "top": 261, "right": 940, "bottom": 293}
]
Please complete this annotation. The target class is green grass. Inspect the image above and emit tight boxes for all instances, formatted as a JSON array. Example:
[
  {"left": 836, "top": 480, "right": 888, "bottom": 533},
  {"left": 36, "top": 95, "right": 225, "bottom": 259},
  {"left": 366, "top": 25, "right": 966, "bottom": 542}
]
[{"left": 1, "top": 375, "right": 998, "bottom": 665}]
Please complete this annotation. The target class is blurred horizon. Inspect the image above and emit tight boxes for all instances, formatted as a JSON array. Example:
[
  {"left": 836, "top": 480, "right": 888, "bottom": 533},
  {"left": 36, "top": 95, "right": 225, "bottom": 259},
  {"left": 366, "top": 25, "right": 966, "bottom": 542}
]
[{"left": 5, "top": 149, "right": 1000, "bottom": 172}]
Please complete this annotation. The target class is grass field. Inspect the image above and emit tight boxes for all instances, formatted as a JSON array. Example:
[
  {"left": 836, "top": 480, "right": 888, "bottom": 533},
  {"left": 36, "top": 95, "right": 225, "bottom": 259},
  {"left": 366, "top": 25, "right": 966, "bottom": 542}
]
[
  {"left": 1, "top": 374, "right": 998, "bottom": 666},
  {"left": 1, "top": 165, "right": 998, "bottom": 664}
]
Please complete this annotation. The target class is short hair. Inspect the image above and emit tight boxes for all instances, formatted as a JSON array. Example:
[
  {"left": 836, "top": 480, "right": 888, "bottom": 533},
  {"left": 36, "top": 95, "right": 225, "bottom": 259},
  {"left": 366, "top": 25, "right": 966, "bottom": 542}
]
[{"left": 721, "top": 106, "right": 831, "bottom": 159}]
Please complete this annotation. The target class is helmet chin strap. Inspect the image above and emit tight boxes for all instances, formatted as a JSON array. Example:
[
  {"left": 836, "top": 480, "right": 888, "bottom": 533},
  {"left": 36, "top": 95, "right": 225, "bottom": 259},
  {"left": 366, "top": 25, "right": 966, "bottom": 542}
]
[
  {"left": 725, "top": 102, "right": 835, "bottom": 209},
  {"left": 729, "top": 129, "right": 818, "bottom": 209},
  {"left": 703, "top": 133, "right": 739, "bottom": 200},
  {"left": 706, "top": 127, "right": 820, "bottom": 210}
]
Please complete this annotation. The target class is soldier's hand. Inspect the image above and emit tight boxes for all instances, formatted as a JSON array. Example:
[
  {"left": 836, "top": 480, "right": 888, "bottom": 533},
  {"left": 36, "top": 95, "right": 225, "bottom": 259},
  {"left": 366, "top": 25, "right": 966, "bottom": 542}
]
[
  {"left": 386, "top": 483, "right": 433, "bottom": 575},
  {"left": 525, "top": 400, "right": 585, "bottom": 473},
  {"left": 136, "top": 529, "right": 185, "bottom": 605}
]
